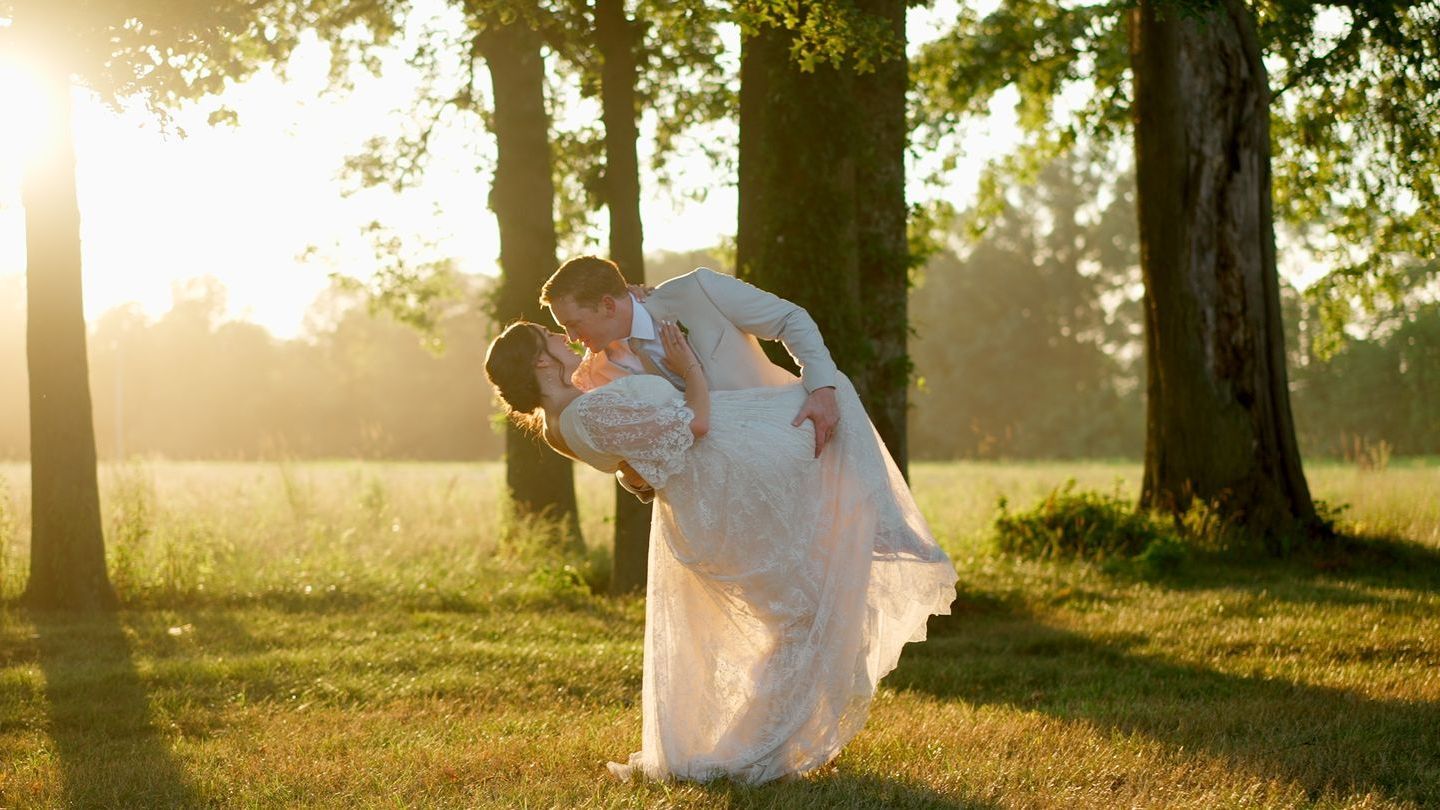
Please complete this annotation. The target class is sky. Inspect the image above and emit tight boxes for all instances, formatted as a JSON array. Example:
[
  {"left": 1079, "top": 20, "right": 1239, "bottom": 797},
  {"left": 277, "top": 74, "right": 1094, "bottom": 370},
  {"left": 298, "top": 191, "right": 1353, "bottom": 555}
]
[{"left": 0, "top": 2, "right": 1022, "bottom": 339}]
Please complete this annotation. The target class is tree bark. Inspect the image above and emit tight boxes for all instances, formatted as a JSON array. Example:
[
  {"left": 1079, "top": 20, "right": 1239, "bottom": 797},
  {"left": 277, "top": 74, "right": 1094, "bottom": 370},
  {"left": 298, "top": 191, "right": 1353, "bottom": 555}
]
[
  {"left": 852, "top": 0, "right": 911, "bottom": 477},
  {"left": 22, "top": 56, "right": 118, "bottom": 610},
  {"left": 738, "top": 20, "right": 864, "bottom": 366},
  {"left": 596, "top": 0, "right": 651, "bottom": 594},
  {"left": 481, "top": 21, "right": 583, "bottom": 549},
  {"left": 737, "top": 2, "right": 910, "bottom": 473},
  {"left": 1129, "top": 0, "right": 1318, "bottom": 546}
]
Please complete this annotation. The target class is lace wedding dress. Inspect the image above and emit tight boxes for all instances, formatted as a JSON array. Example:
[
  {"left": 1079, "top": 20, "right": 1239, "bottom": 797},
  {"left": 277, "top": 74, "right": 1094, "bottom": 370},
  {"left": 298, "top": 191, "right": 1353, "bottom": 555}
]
[{"left": 559, "top": 374, "right": 957, "bottom": 784}]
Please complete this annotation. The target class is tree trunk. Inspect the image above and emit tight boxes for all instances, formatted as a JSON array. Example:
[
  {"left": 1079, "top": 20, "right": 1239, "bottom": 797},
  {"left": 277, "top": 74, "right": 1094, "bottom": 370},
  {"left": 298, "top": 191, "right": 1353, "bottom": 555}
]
[
  {"left": 481, "top": 21, "right": 582, "bottom": 549},
  {"left": 596, "top": 0, "right": 651, "bottom": 594},
  {"left": 23, "top": 58, "right": 117, "bottom": 610},
  {"left": 737, "top": 20, "right": 864, "bottom": 366},
  {"left": 1129, "top": 0, "right": 1318, "bottom": 547},
  {"left": 852, "top": 0, "right": 910, "bottom": 477},
  {"left": 737, "top": 3, "right": 910, "bottom": 472}
]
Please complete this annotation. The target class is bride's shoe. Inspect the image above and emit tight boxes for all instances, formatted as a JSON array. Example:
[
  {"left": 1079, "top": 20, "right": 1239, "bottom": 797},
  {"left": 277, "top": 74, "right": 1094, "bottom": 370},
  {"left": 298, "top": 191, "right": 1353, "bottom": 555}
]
[{"left": 606, "top": 761, "right": 634, "bottom": 782}]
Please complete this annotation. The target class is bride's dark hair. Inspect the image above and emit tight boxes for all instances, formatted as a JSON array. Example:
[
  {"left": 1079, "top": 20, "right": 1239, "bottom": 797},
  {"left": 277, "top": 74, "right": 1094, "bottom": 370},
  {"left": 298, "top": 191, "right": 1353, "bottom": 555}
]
[{"left": 485, "top": 322, "right": 549, "bottom": 433}]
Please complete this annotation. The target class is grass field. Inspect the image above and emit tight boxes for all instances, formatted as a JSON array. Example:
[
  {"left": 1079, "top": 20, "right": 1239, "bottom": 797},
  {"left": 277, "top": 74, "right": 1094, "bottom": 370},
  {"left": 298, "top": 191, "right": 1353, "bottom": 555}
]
[{"left": 0, "top": 459, "right": 1437, "bottom": 808}]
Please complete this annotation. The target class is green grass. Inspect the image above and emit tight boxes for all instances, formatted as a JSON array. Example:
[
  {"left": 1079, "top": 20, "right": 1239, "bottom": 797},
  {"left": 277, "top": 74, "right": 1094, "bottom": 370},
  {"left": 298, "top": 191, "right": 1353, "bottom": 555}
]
[{"left": 0, "top": 459, "right": 1437, "bottom": 808}]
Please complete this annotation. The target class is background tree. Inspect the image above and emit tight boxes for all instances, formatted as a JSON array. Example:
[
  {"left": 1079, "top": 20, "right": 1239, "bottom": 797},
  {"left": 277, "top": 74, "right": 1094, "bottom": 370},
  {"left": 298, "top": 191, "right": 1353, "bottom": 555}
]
[
  {"left": 565, "top": 0, "right": 729, "bottom": 592},
  {"left": 480, "top": 11, "right": 583, "bottom": 547},
  {"left": 335, "top": 2, "right": 587, "bottom": 545},
  {"left": 65, "top": 276, "right": 503, "bottom": 462},
  {"left": 735, "top": 0, "right": 912, "bottom": 472},
  {"left": 852, "top": 0, "right": 912, "bottom": 473},
  {"left": 914, "top": 0, "right": 1439, "bottom": 543},
  {"left": 909, "top": 152, "right": 1143, "bottom": 459},
  {"left": 1285, "top": 262, "right": 1440, "bottom": 458},
  {"left": 1129, "top": 0, "right": 1316, "bottom": 541},
  {"left": 347, "top": 0, "right": 731, "bottom": 580},
  {"left": 0, "top": 276, "right": 24, "bottom": 459},
  {"left": 0, "top": 0, "right": 401, "bottom": 606},
  {"left": 16, "top": 12, "right": 113, "bottom": 609},
  {"left": 593, "top": 0, "right": 652, "bottom": 593}
]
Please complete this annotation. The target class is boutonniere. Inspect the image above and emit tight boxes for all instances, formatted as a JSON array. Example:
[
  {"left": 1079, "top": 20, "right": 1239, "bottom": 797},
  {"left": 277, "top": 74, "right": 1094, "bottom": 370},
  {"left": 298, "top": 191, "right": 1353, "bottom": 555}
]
[{"left": 677, "top": 320, "right": 690, "bottom": 337}]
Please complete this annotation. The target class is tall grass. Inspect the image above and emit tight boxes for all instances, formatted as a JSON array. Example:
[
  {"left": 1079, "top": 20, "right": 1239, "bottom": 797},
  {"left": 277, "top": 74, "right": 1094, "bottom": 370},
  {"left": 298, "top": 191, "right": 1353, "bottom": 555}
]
[{"left": 0, "top": 473, "right": 17, "bottom": 603}]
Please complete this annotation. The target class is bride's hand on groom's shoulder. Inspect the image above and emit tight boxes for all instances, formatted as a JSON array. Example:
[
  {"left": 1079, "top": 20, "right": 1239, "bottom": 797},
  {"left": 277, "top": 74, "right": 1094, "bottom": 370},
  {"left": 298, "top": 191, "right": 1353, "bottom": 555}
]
[{"left": 627, "top": 282, "right": 655, "bottom": 302}]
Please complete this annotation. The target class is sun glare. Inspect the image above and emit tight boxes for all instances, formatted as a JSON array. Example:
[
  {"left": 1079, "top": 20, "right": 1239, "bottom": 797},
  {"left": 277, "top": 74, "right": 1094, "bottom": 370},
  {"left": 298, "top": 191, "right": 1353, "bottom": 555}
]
[{"left": 0, "top": 51, "right": 65, "bottom": 173}]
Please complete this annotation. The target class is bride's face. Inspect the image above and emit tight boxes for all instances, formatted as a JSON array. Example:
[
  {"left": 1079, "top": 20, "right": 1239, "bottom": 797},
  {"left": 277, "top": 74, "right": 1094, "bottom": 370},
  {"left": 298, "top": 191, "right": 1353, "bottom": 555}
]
[{"left": 536, "top": 327, "right": 582, "bottom": 377}]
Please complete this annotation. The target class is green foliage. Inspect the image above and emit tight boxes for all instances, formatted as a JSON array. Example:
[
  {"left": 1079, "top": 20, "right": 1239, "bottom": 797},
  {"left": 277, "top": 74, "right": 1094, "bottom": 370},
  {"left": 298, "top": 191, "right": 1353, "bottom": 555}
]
[
  {"left": 105, "top": 464, "right": 156, "bottom": 599},
  {"left": 323, "top": 222, "right": 460, "bottom": 348},
  {"left": 498, "top": 498, "right": 589, "bottom": 570},
  {"left": 993, "top": 480, "right": 1180, "bottom": 566},
  {"left": 912, "top": 0, "right": 1131, "bottom": 241},
  {"left": 1262, "top": 0, "right": 1440, "bottom": 324},
  {"left": 733, "top": 0, "right": 905, "bottom": 73},
  {"left": 913, "top": 0, "right": 1440, "bottom": 338},
  {"left": 330, "top": 0, "right": 733, "bottom": 270},
  {"left": 1289, "top": 296, "right": 1440, "bottom": 456},
  {"left": 0, "top": 0, "right": 407, "bottom": 120},
  {"left": 548, "top": 122, "right": 608, "bottom": 256},
  {"left": 552, "top": 0, "right": 733, "bottom": 208}
]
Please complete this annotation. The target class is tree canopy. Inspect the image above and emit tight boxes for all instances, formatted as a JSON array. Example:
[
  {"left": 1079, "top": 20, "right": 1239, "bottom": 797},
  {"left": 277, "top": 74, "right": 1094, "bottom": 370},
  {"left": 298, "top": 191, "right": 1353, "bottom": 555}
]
[{"left": 913, "top": 0, "right": 1440, "bottom": 344}]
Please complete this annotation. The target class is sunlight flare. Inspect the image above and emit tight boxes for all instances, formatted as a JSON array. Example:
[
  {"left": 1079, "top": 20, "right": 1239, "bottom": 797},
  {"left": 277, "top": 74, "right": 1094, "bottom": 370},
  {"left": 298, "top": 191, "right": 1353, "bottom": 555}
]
[{"left": 0, "top": 46, "right": 68, "bottom": 173}]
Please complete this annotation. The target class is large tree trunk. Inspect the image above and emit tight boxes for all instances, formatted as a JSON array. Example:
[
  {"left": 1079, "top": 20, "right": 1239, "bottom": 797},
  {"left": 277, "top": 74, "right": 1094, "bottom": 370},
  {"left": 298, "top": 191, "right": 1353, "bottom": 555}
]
[
  {"left": 738, "top": 20, "right": 864, "bottom": 369},
  {"left": 1129, "top": 0, "right": 1317, "bottom": 547},
  {"left": 481, "top": 21, "right": 582, "bottom": 549},
  {"left": 737, "top": 3, "right": 910, "bottom": 472},
  {"left": 852, "top": 0, "right": 910, "bottom": 477},
  {"left": 23, "top": 57, "right": 117, "bottom": 610},
  {"left": 595, "top": 0, "right": 651, "bottom": 594}
]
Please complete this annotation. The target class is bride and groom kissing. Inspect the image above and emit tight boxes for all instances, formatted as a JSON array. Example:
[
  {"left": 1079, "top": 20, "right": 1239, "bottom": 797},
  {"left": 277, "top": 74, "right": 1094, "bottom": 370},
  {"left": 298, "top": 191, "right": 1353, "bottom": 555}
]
[{"left": 484, "top": 256, "right": 957, "bottom": 784}]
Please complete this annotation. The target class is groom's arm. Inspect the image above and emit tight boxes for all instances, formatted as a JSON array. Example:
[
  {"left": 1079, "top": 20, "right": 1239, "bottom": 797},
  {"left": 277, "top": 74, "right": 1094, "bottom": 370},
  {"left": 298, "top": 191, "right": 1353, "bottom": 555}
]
[
  {"left": 616, "top": 463, "right": 655, "bottom": 504},
  {"left": 691, "top": 268, "right": 842, "bottom": 457},
  {"left": 690, "top": 268, "right": 840, "bottom": 393}
]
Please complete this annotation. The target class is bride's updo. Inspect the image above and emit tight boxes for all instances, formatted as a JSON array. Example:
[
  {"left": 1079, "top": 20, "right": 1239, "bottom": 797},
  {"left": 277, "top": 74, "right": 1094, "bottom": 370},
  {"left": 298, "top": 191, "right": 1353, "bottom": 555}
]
[{"left": 485, "top": 322, "right": 547, "bottom": 431}]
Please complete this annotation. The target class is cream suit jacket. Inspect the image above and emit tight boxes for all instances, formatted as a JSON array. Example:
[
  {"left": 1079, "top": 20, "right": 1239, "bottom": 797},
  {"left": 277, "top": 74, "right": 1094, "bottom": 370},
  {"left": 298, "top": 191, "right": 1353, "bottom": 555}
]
[{"left": 574, "top": 267, "right": 839, "bottom": 394}]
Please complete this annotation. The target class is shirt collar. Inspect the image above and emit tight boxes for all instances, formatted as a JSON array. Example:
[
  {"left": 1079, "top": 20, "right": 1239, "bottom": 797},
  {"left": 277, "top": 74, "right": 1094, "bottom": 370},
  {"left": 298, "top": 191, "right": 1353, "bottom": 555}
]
[{"left": 627, "top": 294, "right": 657, "bottom": 342}]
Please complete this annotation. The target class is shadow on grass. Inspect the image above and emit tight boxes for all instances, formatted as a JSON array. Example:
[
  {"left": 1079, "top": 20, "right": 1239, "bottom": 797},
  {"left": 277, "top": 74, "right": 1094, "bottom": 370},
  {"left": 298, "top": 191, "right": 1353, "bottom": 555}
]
[
  {"left": 186, "top": 583, "right": 641, "bottom": 621},
  {"left": 1150, "top": 530, "right": 1440, "bottom": 603},
  {"left": 890, "top": 590, "right": 1440, "bottom": 805},
  {"left": 690, "top": 770, "right": 996, "bottom": 809},
  {"left": 33, "top": 610, "right": 203, "bottom": 808}
]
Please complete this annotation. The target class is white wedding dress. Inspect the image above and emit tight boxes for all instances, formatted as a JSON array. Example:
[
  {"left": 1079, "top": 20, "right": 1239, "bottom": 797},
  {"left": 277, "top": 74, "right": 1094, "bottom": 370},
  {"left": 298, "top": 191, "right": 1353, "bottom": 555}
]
[{"left": 559, "top": 374, "right": 957, "bottom": 784}]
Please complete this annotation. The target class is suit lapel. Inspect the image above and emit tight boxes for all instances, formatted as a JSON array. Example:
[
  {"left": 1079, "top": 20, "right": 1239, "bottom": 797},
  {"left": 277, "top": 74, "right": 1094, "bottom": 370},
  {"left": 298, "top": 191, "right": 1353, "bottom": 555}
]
[{"left": 644, "top": 294, "right": 722, "bottom": 361}]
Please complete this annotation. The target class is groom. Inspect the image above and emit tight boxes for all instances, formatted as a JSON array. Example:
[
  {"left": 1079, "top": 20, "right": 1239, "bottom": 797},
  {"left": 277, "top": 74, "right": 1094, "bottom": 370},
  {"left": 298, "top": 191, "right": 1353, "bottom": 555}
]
[{"left": 540, "top": 256, "right": 842, "bottom": 465}]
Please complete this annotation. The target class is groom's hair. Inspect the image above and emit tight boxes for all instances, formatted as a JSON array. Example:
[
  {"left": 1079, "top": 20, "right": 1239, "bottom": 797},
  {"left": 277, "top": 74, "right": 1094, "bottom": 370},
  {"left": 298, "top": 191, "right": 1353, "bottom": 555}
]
[{"left": 541, "top": 255, "right": 628, "bottom": 308}]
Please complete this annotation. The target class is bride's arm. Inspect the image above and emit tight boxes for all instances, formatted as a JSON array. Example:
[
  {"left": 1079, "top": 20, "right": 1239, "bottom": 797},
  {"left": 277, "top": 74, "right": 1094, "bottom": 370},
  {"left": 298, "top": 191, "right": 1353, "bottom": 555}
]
[
  {"left": 548, "top": 414, "right": 656, "bottom": 495},
  {"left": 659, "top": 320, "right": 709, "bottom": 438}
]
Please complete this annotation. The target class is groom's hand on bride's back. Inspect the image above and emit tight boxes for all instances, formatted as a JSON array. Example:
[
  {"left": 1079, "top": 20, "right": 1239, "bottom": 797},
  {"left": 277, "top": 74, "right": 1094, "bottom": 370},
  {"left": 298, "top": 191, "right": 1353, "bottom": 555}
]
[{"left": 792, "top": 387, "right": 840, "bottom": 458}]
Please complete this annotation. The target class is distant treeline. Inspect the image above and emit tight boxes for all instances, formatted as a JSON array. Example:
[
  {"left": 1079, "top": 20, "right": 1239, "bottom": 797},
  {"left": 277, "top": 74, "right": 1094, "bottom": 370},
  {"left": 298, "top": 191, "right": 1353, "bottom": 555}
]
[
  {"left": 905, "top": 157, "right": 1439, "bottom": 461},
  {"left": 0, "top": 228, "right": 1433, "bottom": 463},
  {"left": 0, "top": 273, "right": 503, "bottom": 461}
]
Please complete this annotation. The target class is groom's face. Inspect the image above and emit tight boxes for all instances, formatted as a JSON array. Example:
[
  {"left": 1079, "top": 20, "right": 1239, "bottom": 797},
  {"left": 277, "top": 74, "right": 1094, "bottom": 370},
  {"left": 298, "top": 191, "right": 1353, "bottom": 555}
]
[{"left": 549, "top": 295, "right": 626, "bottom": 353}]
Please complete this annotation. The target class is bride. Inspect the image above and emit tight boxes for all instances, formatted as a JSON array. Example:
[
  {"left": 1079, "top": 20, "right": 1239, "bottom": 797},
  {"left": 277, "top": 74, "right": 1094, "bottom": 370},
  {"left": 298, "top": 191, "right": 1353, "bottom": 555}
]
[{"left": 485, "top": 319, "right": 956, "bottom": 785}]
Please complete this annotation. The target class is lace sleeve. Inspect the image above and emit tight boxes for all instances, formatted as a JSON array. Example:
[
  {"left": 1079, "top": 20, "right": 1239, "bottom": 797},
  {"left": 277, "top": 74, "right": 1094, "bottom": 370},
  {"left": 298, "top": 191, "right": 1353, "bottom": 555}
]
[{"left": 574, "top": 386, "right": 695, "bottom": 489}]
